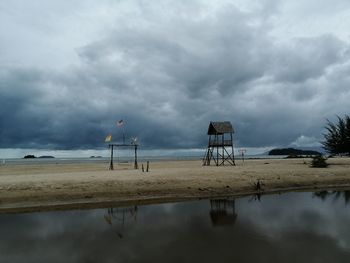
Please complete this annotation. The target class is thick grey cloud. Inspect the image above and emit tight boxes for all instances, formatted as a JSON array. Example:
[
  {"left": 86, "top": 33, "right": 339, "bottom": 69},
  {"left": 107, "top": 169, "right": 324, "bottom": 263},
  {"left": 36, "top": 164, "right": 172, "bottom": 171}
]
[{"left": 1, "top": 1, "right": 350, "bottom": 151}]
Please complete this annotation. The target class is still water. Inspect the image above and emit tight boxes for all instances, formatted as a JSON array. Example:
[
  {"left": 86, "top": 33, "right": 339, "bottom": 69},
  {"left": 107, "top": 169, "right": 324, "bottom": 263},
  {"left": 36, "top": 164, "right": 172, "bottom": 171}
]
[{"left": 1, "top": 191, "right": 350, "bottom": 263}]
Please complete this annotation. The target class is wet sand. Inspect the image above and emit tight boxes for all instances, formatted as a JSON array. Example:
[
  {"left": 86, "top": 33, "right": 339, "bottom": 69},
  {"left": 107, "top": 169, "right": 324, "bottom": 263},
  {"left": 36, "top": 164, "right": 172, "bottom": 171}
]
[{"left": 1, "top": 157, "right": 350, "bottom": 213}]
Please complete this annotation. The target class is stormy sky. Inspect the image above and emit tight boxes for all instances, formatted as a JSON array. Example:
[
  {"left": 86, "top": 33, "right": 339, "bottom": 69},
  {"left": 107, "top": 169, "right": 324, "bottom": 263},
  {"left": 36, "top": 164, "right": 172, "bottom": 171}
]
[{"left": 1, "top": 0, "right": 350, "bottom": 152}]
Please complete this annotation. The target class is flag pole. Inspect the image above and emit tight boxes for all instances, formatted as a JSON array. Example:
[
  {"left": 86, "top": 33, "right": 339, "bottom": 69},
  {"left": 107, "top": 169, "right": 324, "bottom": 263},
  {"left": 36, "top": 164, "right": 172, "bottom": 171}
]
[
  {"left": 117, "top": 119, "right": 126, "bottom": 144},
  {"left": 123, "top": 120, "right": 126, "bottom": 144},
  {"left": 109, "top": 144, "right": 114, "bottom": 170}
]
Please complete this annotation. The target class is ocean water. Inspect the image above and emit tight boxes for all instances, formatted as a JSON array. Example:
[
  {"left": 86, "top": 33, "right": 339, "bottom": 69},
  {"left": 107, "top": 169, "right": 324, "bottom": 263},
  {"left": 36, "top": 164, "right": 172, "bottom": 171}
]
[{"left": 1, "top": 154, "right": 286, "bottom": 166}]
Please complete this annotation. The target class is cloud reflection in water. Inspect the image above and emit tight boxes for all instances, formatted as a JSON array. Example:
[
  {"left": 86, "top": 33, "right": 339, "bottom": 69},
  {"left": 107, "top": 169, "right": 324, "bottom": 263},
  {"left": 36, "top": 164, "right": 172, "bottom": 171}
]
[{"left": 1, "top": 192, "right": 350, "bottom": 262}]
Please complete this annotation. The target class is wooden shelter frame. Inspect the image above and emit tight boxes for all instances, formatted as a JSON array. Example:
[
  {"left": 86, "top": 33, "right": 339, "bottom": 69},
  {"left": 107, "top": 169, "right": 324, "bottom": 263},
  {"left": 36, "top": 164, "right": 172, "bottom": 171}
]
[{"left": 108, "top": 143, "right": 138, "bottom": 170}]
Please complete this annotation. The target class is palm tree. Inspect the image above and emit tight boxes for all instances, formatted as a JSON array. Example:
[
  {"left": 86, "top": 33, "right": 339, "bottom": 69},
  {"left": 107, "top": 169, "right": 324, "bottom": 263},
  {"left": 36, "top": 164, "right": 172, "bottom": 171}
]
[
  {"left": 322, "top": 115, "right": 350, "bottom": 155},
  {"left": 345, "top": 115, "right": 350, "bottom": 154}
]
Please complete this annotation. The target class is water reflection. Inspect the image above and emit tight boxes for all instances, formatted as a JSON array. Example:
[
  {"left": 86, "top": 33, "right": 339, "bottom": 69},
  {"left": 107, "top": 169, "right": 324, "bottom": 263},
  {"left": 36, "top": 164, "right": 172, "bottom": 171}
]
[
  {"left": 1, "top": 191, "right": 350, "bottom": 262},
  {"left": 313, "top": 190, "right": 350, "bottom": 204},
  {"left": 103, "top": 206, "right": 138, "bottom": 238},
  {"left": 249, "top": 192, "right": 262, "bottom": 202},
  {"left": 209, "top": 198, "right": 237, "bottom": 226}
]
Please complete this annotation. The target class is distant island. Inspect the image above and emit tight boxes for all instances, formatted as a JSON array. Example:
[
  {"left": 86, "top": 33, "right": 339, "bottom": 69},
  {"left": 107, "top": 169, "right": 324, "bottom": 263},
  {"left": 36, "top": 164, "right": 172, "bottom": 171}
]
[
  {"left": 23, "top": 155, "right": 36, "bottom": 159},
  {"left": 268, "top": 148, "right": 321, "bottom": 156},
  {"left": 23, "top": 155, "right": 55, "bottom": 159}
]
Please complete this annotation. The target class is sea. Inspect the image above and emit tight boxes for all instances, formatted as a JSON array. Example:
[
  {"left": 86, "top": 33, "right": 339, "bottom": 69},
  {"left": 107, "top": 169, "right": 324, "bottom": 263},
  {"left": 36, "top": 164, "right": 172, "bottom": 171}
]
[{"left": 0, "top": 154, "right": 287, "bottom": 166}]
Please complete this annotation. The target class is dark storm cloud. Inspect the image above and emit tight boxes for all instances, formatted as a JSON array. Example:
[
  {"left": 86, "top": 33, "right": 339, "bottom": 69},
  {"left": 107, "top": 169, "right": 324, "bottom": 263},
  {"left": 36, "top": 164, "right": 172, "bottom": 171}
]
[
  {"left": 0, "top": 68, "right": 110, "bottom": 149},
  {"left": 271, "top": 34, "right": 345, "bottom": 83},
  {"left": 77, "top": 5, "right": 271, "bottom": 98},
  {"left": 1, "top": 1, "right": 350, "bottom": 150}
]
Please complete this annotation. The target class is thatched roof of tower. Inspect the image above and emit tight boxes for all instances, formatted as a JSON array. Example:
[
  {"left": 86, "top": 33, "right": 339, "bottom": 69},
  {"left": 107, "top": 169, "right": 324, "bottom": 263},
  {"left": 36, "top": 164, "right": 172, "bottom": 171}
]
[{"left": 207, "top": 121, "right": 234, "bottom": 135}]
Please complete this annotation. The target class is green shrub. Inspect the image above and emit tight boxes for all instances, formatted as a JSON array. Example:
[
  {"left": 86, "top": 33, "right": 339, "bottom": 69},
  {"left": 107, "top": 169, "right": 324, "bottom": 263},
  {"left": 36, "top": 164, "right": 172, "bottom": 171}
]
[{"left": 310, "top": 156, "right": 328, "bottom": 168}]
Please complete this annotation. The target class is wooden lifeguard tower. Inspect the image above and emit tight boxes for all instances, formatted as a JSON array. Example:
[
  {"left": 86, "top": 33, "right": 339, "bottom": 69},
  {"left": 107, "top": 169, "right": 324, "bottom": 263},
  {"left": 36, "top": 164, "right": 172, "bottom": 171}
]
[{"left": 203, "top": 121, "right": 235, "bottom": 166}]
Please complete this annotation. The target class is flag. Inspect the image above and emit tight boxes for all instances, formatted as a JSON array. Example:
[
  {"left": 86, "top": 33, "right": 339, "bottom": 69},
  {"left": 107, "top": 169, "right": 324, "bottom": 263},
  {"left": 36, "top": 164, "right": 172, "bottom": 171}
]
[
  {"left": 131, "top": 137, "right": 138, "bottom": 145},
  {"left": 117, "top": 119, "right": 124, "bottom": 127},
  {"left": 105, "top": 134, "right": 112, "bottom": 142}
]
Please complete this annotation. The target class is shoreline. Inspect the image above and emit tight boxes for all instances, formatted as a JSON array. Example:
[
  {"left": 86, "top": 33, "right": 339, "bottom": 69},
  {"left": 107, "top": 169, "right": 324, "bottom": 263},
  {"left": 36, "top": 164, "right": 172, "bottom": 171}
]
[
  {"left": 2, "top": 184, "right": 350, "bottom": 214},
  {"left": 1, "top": 158, "right": 350, "bottom": 213}
]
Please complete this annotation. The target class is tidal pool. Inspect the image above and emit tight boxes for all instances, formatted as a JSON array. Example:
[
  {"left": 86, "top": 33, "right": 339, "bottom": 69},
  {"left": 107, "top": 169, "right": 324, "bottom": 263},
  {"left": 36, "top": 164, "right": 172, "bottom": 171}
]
[{"left": 1, "top": 191, "right": 350, "bottom": 263}]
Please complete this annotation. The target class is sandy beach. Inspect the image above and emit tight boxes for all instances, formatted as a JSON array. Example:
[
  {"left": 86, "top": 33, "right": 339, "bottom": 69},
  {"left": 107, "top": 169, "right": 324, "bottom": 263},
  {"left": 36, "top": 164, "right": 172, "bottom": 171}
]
[{"left": 1, "top": 157, "right": 350, "bottom": 213}]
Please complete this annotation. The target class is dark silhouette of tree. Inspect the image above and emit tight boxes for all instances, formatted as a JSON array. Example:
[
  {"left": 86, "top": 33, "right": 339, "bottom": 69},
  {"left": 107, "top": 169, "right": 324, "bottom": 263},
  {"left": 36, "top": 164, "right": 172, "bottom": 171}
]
[
  {"left": 346, "top": 115, "right": 350, "bottom": 153},
  {"left": 313, "top": 190, "right": 350, "bottom": 205},
  {"left": 322, "top": 115, "right": 350, "bottom": 156}
]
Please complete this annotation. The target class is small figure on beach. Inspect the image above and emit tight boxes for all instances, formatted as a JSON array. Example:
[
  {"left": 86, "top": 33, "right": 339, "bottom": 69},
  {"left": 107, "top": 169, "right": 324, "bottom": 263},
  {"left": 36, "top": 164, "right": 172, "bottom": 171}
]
[{"left": 239, "top": 148, "right": 247, "bottom": 163}]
